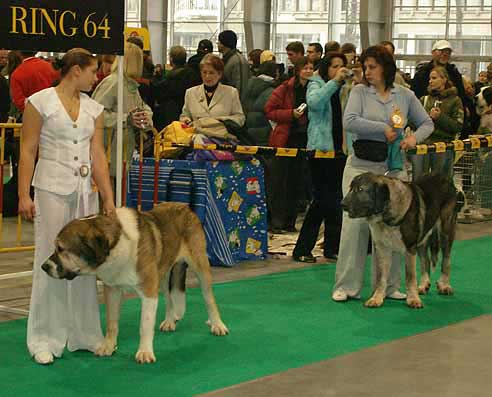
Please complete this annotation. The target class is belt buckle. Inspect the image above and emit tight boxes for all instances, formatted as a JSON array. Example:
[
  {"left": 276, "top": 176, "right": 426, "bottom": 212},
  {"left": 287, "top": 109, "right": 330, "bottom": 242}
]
[{"left": 79, "top": 165, "right": 89, "bottom": 178}]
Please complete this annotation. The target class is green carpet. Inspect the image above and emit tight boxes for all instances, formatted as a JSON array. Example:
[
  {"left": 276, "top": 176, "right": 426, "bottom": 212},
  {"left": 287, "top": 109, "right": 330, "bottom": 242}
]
[{"left": 1, "top": 237, "right": 492, "bottom": 397}]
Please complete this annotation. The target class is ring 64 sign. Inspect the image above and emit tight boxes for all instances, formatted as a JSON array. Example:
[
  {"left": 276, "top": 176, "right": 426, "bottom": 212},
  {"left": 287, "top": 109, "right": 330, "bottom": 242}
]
[{"left": 0, "top": 0, "right": 124, "bottom": 54}]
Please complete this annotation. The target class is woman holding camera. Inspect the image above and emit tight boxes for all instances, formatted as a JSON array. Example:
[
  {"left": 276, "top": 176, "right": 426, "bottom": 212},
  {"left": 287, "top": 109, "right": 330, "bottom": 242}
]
[
  {"left": 264, "top": 56, "right": 314, "bottom": 233},
  {"left": 293, "top": 53, "right": 350, "bottom": 263},
  {"left": 332, "top": 45, "right": 433, "bottom": 302},
  {"left": 411, "top": 66, "right": 463, "bottom": 180}
]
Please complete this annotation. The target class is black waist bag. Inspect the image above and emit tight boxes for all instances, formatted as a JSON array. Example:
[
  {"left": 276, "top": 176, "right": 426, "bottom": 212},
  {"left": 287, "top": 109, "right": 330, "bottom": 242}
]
[{"left": 352, "top": 139, "right": 388, "bottom": 162}]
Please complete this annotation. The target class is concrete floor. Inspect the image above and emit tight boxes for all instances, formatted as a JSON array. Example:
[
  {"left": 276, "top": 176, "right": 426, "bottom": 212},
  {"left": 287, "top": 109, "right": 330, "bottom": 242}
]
[{"left": 0, "top": 219, "right": 491, "bottom": 396}]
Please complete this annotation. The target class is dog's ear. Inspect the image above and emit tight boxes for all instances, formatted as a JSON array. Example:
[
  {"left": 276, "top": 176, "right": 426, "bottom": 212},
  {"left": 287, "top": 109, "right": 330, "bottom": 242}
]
[
  {"left": 373, "top": 182, "right": 389, "bottom": 211},
  {"left": 376, "top": 183, "right": 398, "bottom": 225},
  {"left": 79, "top": 230, "right": 110, "bottom": 267}
]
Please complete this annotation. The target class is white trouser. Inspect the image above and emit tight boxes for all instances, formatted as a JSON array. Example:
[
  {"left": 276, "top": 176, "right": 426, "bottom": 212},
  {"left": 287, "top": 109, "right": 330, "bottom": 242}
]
[
  {"left": 333, "top": 155, "right": 404, "bottom": 297},
  {"left": 27, "top": 188, "right": 104, "bottom": 358}
]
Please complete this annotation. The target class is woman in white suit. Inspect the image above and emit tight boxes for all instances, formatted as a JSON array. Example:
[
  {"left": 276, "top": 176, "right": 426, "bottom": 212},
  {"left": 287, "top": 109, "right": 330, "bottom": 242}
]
[
  {"left": 180, "top": 54, "right": 245, "bottom": 127},
  {"left": 18, "top": 49, "right": 115, "bottom": 365}
]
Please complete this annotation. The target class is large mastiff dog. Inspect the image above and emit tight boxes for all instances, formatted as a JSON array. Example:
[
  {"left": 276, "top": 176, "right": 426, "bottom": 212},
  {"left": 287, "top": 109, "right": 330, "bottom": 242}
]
[
  {"left": 341, "top": 172, "right": 463, "bottom": 309},
  {"left": 41, "top": 202, "right": 229, "bottom": 363}
]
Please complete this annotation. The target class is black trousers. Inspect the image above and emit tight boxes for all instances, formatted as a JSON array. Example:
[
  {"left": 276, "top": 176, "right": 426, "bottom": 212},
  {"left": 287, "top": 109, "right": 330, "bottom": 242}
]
[
  {"left": 265, "top": 155, "right": 306, "bottom": 230},
  {"left": 293, "top": 156, "right": 346, "bottom": 257}
]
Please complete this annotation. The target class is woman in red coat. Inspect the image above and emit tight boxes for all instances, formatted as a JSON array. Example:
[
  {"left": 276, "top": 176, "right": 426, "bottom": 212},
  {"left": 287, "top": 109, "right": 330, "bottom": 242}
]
[{"left": 264, "top": 57, "right": 313, "bottom": 233}]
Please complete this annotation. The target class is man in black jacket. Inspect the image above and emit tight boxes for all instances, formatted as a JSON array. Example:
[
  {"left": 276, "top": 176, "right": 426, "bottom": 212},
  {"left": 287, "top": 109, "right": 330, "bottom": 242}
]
[
  {"left": 411, "top": 40, "right": 465, "bottom": 103},
  {"left": 153, "top": 46, "right": 201, "bottom": 131},
  {"left": 188, "top": 39, "right": 213, "bottom": 79}
]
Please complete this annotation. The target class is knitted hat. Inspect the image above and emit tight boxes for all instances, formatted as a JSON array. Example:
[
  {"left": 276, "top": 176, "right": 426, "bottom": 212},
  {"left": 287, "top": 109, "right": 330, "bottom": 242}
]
[
  {"left": 218, "top": 30, "right": 237, "bottom": 50},
  {"left": 197, "top": 39, "right": 213, "bottom": 53},
  {"left": 260, "top": 50, "right": 275, "bottom": 64}
]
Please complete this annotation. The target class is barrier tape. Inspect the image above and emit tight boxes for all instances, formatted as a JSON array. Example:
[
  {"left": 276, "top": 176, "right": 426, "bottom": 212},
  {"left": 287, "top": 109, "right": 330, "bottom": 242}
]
[
  {"left": 405, "top": 136, "right": 492, "bottom": 155},
  {"left": 157, "top": 135, "right": 492, "bottom": 158},
  {"left": 157, "top": 142, "right": 339, "bottom": 158}
]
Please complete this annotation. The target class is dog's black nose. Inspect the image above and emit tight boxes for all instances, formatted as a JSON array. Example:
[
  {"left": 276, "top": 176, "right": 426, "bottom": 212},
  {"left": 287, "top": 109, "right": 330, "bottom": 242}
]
[
  {"left": 341, "top": 198, "right": 349, "bottom": 212},
  {"left": 41, "top": 263, "right": 50, "bottom": 272}
]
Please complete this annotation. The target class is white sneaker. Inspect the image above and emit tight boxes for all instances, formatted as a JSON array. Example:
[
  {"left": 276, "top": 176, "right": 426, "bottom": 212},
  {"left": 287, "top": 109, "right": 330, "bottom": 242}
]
[
  {"left": 34, "top": 351, "right": 54, "bottom": 365},
  {"left": 387, "top": 291, "right": 407, "bottom": 300},
  {"left": 332, "top": 289, "right": 348, "bottom": 302}
]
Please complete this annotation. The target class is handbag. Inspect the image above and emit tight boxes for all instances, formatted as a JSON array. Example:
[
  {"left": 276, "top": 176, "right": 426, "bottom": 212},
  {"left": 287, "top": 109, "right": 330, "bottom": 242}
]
[{"left": 352, "top": 139, "right": 388, "bottom": 162}]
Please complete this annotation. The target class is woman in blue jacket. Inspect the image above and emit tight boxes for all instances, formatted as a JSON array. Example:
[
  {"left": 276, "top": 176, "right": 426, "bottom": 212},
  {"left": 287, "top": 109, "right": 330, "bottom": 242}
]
[{"left": 293, "top": 53, "right": 351, "bottom": 263}]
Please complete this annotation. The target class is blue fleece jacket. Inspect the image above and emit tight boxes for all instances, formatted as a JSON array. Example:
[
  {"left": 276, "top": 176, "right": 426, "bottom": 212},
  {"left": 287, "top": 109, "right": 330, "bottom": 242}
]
[{"left": 306, "top": 75, "right": 342, "bottom": 151}]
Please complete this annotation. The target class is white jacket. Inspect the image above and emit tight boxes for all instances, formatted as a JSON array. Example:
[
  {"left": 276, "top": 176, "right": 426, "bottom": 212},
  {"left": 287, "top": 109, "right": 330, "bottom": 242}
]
[
  {"left": 180, "top": 83, "right": 245, "bottom": 126},
  {"left": 29, "top": 87, "right": 104, "bottom": 195}
]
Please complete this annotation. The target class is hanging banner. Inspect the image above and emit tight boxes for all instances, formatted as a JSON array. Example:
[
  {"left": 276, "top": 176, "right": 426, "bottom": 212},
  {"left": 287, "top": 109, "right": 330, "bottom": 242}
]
[
  {"left": 124, "top": 27, "right": 151, "bottom": 51},
  {"left": 0, "top": 0, "right": 125, "bottom": 54}
]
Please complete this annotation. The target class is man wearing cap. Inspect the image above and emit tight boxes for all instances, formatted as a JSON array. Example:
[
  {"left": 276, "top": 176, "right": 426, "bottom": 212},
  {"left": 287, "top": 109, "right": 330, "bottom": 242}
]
[
  {"left": 411, "top": 40, "right": 465, "bottom": 103},
  {"left": 217, "top": 30, "right": 250, "bottom": 101}
]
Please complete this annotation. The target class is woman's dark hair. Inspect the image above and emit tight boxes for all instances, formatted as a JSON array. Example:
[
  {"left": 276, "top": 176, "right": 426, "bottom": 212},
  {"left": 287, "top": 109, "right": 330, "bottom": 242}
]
[
  {"left": 127, "top": 36, "right": 144, "bottom": 50},
  {"left": 6, "top": 51, "right": 22, "bottom": 76},
  {"left": 60, "top": 48, "right": 97, "bottom": 78},
  {"left": 340, "top": 42, "right": 357, "bottom": 55},
  {"left": 248, "top": 49, "right": 262, "bottom": 66},
  {"left": 293, "top": 56, "right": 313, "bottom": 76},
  {"left": 318, "top": 52, "right": 347, "bottom": 82},
  {"left": 360, "top": 45, "right": 396, "bottom": 90}
]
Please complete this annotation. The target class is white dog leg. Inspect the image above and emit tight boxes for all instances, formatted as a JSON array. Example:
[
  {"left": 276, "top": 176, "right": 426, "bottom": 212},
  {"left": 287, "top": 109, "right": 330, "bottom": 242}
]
[
  {"left": 160, "top": 271, "right": 177, "bottom": 332},
  {"left": 135, "top": 296, "right": 158, "bottom": 364},
  {"left": 365, "top": 245, "right": 390, "bottom": 308},
  {"left": 405, "top": 253, "right": 423, "bottom": 309},
  {"left": 195, "top": 269, "right": 228, "bottom": 336},
  {"left": 95, "top": 285, "right": 122, "bottom": 357}
]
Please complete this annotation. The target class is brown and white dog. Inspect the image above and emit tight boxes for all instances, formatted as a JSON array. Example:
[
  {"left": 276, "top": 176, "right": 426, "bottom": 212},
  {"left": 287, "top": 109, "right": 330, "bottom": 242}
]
[
  {"left": 41, "top": 202, "right": 229, "bottom": 364},
  {"left": 341, "top": 173, "right": 463, "bottom": 309}
]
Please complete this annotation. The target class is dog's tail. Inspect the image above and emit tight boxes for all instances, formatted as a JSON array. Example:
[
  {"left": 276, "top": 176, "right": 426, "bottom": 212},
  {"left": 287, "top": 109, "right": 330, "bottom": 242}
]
[
  {"left": 429, "top": 229, "right": 440, "bottom": 271},
  {"left": 169, "top": 262, "right": 188, "bottom": 320}
]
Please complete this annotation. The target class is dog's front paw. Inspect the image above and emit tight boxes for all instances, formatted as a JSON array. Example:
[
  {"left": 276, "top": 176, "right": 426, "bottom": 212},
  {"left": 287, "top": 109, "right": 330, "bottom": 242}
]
[
  {"left": 159, "top": 319, "right": 176, "bottom": 332},
  {"left": 418, "top": 281, "right": 431, "bottom": 295},
  {"left": 406, "top": 296, "right": 424, "bottom": 309},
  {"left": 364, "top": 296, "right": 384, "bottom": 308},
  {"left": 135, "top": 350, "right": 156, "bottom": 364},
  {"left": 437, "top": 281, "right": 454, "bottom": 295},
  {"left": 207, "top": 320, "right": 229, "bottom": 336},
  {"left": 95, "top": 339, "right": 117, "bottom": 357}
]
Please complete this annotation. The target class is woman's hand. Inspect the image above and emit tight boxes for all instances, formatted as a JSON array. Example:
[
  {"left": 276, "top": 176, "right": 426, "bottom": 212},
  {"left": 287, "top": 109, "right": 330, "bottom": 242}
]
[
  {"left": 352, "top": 65, "right": 363, "bottom": 84},
  {"left": 19, "top": 196, "right": 36, "bottom": 221},
  {"left": 292, "top": 109, "right": 304, "bottom": 119},
  {"left": 102, "top": 200, "right": 116, "bottom": 217},
  {"left": 400, "top": 134, "right": 417, "bottom": 150},
  {"left": 131, "top": 111, "right": 151, "bottom": 129},
  {"left": 181, "top": 116, "right": 192, "bottom": 125},
  {"left": 384, "top": 125, "right": 398, "bottom": 143},
  {"left": 334, "top": 67, "right": 350, "bottom": 82},
  {"left": 430, "top": 107, "right": 441, "bottom": 120}
]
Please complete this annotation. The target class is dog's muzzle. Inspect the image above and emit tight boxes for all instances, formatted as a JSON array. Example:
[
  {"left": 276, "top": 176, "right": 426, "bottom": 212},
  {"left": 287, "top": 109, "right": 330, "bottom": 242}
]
[{"left": 41, "top": 261, "right": 79, "bottom": 280}]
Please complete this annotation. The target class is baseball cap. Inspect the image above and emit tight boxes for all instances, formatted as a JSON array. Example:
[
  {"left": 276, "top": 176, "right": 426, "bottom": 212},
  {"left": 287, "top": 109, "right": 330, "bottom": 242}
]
[{"left": 432, "top": 40, "right": 453, "bottom": 51}]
